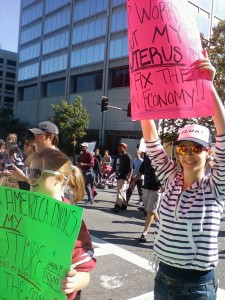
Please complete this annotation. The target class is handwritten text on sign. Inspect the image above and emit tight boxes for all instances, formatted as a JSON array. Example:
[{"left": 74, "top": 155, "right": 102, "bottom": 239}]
[
  {"left": 127, "top": 0, "right": 213, "bottom": 120},
  {"left": 0, "top": 186, "right": 83, "bottom": 300}
]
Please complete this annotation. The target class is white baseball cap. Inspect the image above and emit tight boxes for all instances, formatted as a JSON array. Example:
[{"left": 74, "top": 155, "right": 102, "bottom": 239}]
[
  {"left": 80, "top": 142, "right": 88, "bottom": 148},
  {"left": 176, "top": 124, "right": 211, "bottom": 147}
]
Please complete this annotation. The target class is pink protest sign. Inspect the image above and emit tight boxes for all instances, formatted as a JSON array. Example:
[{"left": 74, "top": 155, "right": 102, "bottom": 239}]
[{"left": 127, "top": 0, "right": 213, "bottom": 120}]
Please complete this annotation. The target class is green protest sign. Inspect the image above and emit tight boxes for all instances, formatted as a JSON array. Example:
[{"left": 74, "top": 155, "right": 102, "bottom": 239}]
[{"left": 0, "top": 186, "right": 83, "bottom": 300}]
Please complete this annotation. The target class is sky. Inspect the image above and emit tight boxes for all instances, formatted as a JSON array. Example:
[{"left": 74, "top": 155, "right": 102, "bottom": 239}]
[{"left": 0, "top": 0, "right": 21, "bottom": 52}]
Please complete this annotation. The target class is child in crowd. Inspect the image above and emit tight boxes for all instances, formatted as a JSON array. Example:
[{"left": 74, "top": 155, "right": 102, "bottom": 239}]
[
  {"left": 23, "top": 139, "right": 35, "bottom": 160},
  {"left": 140, "top": 57, "right": 225, "bottom": 299},
  {"left": 25, "top": 148, "right": 96, "bottom": 299},
  {"left": 1, "top": 143, "right": 24, "bottom": 188}
]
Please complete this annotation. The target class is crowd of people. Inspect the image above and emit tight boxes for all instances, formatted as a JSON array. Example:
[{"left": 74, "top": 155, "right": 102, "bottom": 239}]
[
  {"left": 0, "top": 56, "right": 224, "bottom": 299},
  {"left": 0, "top": 122, "right": 96, "bottom": 300}
]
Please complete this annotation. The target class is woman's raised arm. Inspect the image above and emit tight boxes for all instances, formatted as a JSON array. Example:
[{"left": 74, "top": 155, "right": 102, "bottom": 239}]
[
  {"left": 199, "top": 52, "right": 225, "bottom": 136},
  {"left": 140, "top": 120, "right": 159, "bottom": 142}
]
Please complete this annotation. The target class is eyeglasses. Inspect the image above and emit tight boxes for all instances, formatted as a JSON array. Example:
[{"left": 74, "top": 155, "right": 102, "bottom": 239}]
[
  {"left": 176, "top": 145, "right": 207, "bottom": 156},
  {"left": 24, "top": 167, "right": 61, "bottom": 180}
]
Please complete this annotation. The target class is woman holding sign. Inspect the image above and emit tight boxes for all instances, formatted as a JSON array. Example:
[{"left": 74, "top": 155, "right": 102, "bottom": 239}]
[
  {"left": 25, "top": 148, "right": 96, "bottom": 300},
  {"left": 140, "top": 58, "right": 225, "bottom": 299}
]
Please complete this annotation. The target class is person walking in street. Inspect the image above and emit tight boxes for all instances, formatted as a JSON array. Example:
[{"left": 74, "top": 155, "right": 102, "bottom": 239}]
[
  {"left": 140, "top": 57, "right": 225, "bottom": 299},
  {"left": 77, "top": 143, "right": 95, "bottom": 204},
  {"left": 94, "top": 149, "right": 102, "bottom": 185},
  {"left": 131, "top": 154, "right": 161, "bottom": 243},
  {"left": 126, "top": 149, "right": 143, "bottom": 205},
  {"left": 109, "top": 143, "right": 133, "bottom": 212},
  {"left": 103, "top": 149, "right": 112, "bottom": 165},
  {"left": 94, "top": 148, "right": 102, "bottom": 165}
]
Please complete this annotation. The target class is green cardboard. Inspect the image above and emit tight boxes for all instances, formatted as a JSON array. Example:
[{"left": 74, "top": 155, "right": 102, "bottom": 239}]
[{"left": 0, "top": 186, "right": 83, "bottom": 300}]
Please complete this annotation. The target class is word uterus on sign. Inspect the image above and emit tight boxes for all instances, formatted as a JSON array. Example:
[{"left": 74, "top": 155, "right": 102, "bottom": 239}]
[{"left": 127, "top": 0, "right": 213, "bottom": 120}]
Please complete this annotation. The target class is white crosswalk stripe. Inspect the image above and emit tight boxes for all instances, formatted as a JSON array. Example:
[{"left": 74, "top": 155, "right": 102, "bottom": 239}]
[{"left": 92, "top": 235, "right": 225, "bottom": 300}]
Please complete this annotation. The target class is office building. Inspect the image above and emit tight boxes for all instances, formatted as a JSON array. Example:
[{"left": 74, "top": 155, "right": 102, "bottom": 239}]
[
  {"left": 0, "top": 49, "right": 17, "bottom": 112},
  {"left": 14, "top": 0, "right": 225, "bottom": 153}
]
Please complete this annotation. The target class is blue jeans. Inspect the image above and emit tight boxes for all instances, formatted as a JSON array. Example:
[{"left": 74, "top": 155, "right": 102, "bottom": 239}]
[
  {"left": 83, "top": 169, "right": 94, "bottom": 201},
  {"left": 154, "top": 270, "right": 217, "bottom": 300}
]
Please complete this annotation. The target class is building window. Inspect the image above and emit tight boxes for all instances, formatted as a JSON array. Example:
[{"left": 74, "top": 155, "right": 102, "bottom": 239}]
[
  {"left": 213, "top": 0, "right": 225, "bottom": 19},
  {"left": 22, "top": 2, "right": 43, "bottom": 26},
  {"left": 7, "top": 60, "right": 16, "bottom": 67},
  {"left": 112, "top": 0, "right": 126, "bottom": 7},
  {"left": 73, "top": 72, "right": 103, "bottom": 92},
  {"left": 22, "top": 0, "right": 36, "bottom": 8},
  {"left": 20, "top": 23, "right": 42, "bottom": 44},
  {"left": 41, "top": 54, "right": 67, "bottom": 75},
  {"left": 44, "top": 8, "right": 70, "bottom": 34},
  {"left": 5, "top": 84, "right": 15, "bottom": 94},
  {"left": 4, "top": 96, "right": 14, "bottom": 107},
  {"left": 0, "top": 58, "right": 3, "bottom": 64},
  {"left": 45, "top": 0, "right": 70, "bottom": 14},
  {"left": 18, "top": 63, "right": 39, "bottom": 81},
  {"left": 19, "top": 84, "right": 37, "bottom": 101},
  {"left": 74, "top": 0, "right": 107, "bottom": 22},
  {"left": 43, "top": 78, "right": 65, "bottom": 97},
  {"left": 192, "top": 0, "right": 212, "bottom": 11},
  {"left": 111, "top": 6, "right": 127, "bottom": 32},
  {"left": 6, "top": 72, "right": 16, "bottom": 79},
  {"left": 109, "top": 33, "right": 128, "bottom": 59},
  {"left": 111, "top": 67, "right": 130, "bottom": 88},
  {"left": 71, "top": 41, "right": 105, "bottom": 67},
  {"left": 0, "top": 70, "right": 3, "bottom": 77},
  {"left": 4, "top": 97, "right": 14, "bottom": 105},
  {"left": 198, "top": 10, "right": 210, "bottom": 38},
  {"left": 43, "top": 31, "right": 69, "bottom": 54},
  {"left": 19, "top": 43, "right": 40, "bottom": 62},
  {"left": 72, "top": 15, "right": 106, "bottom": 44}
]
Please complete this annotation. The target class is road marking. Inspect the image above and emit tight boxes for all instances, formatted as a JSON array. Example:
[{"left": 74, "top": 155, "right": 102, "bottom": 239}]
[
  {"left": 127, "top": 291, "right": 154, "bottom": 300},
  {"left": 94, "top": 247, "right": 112, "bottom": 257},
  {"left": 100, "top": 275, "right": 123, "bottom": 289},
  {"left": 92, "top": 235, "right": 225, "bottom": 300},
  {"left": 91, "top": 235, "right": 155, "bottom": 273}
]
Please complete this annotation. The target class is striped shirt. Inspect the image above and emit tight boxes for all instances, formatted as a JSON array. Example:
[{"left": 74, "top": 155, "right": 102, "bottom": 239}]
[{"left": 146, "top": 135, "right": 225, "bottom": 271}]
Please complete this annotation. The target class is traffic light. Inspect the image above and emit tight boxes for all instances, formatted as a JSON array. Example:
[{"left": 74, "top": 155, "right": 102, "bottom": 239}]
[
  {"left": 101, "top": 96, "right": 108, "bottom": 112},
  {"left": 127, "top": 102, "right": 131, "bottom": 117}
]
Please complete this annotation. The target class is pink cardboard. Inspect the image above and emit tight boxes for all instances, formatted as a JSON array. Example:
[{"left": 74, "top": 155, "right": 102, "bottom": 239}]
[{"left": 126, "top": 0, "right": 213, "bottom": 120}]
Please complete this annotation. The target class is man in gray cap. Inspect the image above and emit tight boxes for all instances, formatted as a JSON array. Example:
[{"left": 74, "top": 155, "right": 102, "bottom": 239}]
[{"left": 28, "top": 121, "right": 59, "bottom": 151}]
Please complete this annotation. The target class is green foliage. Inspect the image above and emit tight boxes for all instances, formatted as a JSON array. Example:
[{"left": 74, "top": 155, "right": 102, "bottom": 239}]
[
  {"left": 160, "top": 21, "right": 225, "bottom": 144},
  {"left": 50, "top": 96, "right": 90, "bottom": 143},
  {"left": 207, "top": 19, "right": 225, "bottom": 101},
  {"left": 159, "top": 117, "right": 215, "bottom": 144},
  {"left": 0, "top": 108, "right": 28, "bottom": 141}
]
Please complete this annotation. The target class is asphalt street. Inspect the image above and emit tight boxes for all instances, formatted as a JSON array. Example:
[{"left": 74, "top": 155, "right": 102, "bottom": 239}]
[{"left": 77, "top": 187, "right": 225, "bottom": 300}]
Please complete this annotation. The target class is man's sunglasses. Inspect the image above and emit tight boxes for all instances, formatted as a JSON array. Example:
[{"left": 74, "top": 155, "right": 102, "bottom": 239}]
[
  {"left": 176, "top": 145, "right": 208, "bottom": 156},
  {"left": 24, "top": 167, "right": 61, "bottom": 180}
]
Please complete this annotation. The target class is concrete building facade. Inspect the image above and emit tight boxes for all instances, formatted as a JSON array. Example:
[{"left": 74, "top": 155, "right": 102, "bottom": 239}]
[
  {"left": 14, "top": 0, "right": 225, "bottom": 154},
  {"left": 0, "top": 49, "right": 17, "bottom": 112}
]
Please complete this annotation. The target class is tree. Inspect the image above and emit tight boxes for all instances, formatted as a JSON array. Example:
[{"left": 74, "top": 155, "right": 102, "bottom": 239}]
[
  {"left": 50, "top": 96, "right": 90, "bottom": 158},
  {"left": 159, "top": 21, "right": 225, "bottom": 144},
  {"left": 0, "top": 108, "right": 28, "bottom": 142},
  {"left": 207, "top": 20, "right": 225, "bottom": 101},
  {"left": 159, "top": 116, "right": 215, "bottom": 144}
]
